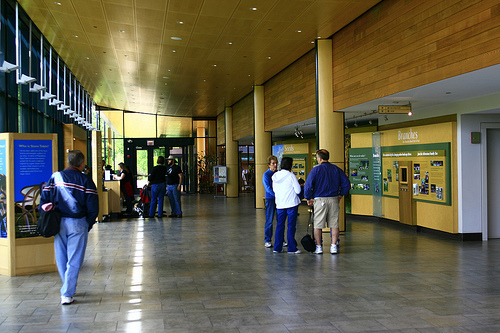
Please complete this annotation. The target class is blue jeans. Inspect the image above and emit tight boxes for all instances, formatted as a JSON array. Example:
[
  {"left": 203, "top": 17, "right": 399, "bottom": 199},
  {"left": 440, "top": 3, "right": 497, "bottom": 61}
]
[
  {"left": 149, "top": 182, "right": 166, "bottom": 217},
  {"left": 274, "top": 205, "right": 298, "bottom": 253},
  {"left": 54, "top": 217, "right": 89, "bottom": 297},
  {"left": 167, "top": 185, "right": 182, "bottom": 215},
  {"left": 264, "top": 198, "right": 276, "bottom": 243}
]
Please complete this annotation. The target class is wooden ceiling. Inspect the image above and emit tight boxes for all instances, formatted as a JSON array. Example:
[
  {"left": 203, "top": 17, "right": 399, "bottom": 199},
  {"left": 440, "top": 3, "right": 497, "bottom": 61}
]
[{"left": 18, "top": 0, "right": 380, "bottom": 117}]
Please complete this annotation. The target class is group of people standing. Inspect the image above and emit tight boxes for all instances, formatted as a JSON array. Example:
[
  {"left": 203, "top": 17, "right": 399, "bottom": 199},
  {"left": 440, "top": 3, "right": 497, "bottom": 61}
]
[
  {"left": 112, "top": 155, "right": 183, "bottom": 218},
  {"left": 147, "top": 155, "right": 183, "bottom": 218},
  {"left": 263, "top": 149, "right": 351, "bottom": 254}
]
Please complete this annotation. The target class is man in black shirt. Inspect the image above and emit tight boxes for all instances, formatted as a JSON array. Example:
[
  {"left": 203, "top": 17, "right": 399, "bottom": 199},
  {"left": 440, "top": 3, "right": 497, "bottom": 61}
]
[
  {"left": 148, "top": 156, "right": 167, "bottom": 218},
  {"left": 166, "top": 155, "right": 183, "bottom": 217}
]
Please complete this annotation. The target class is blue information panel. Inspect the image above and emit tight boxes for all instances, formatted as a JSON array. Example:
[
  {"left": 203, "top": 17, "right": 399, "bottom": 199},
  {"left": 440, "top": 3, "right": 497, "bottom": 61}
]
[
  {"left": 14, "top": 140, "right": 53, "bottom": 202},
  {"left": 0, "top": 140, "right": 5, "bottom": 175},
  {"left": 0, "top": 140, "right": 6, "bottom": 238}
]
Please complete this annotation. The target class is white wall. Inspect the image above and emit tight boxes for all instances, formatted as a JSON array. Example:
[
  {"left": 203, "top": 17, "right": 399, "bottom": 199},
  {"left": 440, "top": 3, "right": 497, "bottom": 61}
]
[{"left": 459, "top": 114, "right": 500, "bottom": 233}]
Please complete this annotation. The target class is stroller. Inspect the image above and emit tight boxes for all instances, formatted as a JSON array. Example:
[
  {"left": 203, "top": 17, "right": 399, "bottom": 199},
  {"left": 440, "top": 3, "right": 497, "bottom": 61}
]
[{"left": 133, "top": 184, "right": 151, "bottom": 218}]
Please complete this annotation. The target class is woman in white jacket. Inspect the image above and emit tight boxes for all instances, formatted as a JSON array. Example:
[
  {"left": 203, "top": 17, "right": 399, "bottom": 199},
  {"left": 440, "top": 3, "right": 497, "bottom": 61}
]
[{"left": 272, "top": 157, "right": 301, "bottom": 254}]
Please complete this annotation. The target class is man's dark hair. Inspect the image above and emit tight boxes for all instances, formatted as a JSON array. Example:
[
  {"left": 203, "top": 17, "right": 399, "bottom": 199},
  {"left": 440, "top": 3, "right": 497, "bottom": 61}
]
[
  {"left": 316, "top": 149, "right": 329, "bottom": 161},
  {"left": 157, "top": 156, "right": 165, "bottom": 165},
  {"left": 68, "top": 150, "right": 85, "bottom": 168},
  {"left": 281, "top": 157, "right": 293, "bottom": 171}
]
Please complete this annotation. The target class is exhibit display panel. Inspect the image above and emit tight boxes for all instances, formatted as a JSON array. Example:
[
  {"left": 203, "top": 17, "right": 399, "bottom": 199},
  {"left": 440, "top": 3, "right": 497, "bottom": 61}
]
[
  {"left": 0, "top": 133, "right": 57, "bottom": 276},
  {"left": 273, "top": 143, "right": 311, "bottom": 181},
  {"left": 349, "top": 122, "right": 457, "bottom": 234}
]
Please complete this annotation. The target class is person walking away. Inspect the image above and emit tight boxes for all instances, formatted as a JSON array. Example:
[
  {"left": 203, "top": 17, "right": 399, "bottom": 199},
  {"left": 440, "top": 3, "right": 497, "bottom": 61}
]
[
  {"left": 40, "top": 150, "right": 99, "bottom": 305},
  {"left": 114, "top": 162, "right": 134, "bottom": 215},
  {"left": 304, "top": 149, "right": 350, "bottom": 254},
  {"left": 262, "top": 155, "right": 278, "bottom": 248},
  {"left": 272, "top": 157, "right": 301, "bottom": 254},
  {"left": 148, "top": 156, "right": 167, "bottom": 218},
  {"left": 166, "top": 155, "right": 183, "bottom": 217}
]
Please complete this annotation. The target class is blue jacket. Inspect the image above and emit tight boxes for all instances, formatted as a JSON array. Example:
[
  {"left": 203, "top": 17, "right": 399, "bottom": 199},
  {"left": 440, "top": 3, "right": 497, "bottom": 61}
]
[
  {"left": 262, "top": 169, "right": 275, "bottom": 199},
  {"left": 40, "top": 167, "right": 99, "bottom": 230},
  {"left": 304, "top": 162, "right": 350, "bottom": 199}
]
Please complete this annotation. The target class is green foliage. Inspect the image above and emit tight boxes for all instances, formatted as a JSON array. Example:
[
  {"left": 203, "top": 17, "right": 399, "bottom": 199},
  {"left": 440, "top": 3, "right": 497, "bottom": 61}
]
[{"left": 197, "top": 154, "right": 218, "bottom": 193}]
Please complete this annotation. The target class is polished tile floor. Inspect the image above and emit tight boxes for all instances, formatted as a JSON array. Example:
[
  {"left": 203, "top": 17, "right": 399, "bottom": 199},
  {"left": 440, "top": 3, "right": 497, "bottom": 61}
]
[{"left": 1, "top": 193, "right": 500, "bottom": 332}]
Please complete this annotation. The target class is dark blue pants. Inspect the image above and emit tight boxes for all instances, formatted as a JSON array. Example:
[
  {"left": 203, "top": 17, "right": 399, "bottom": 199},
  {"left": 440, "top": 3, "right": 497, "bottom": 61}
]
[
  {"left": 264, "top": 198, "right": 275, "bottom": 243},
  {"left": 274, "top": 205, "right": 298, "bottom": 253},
  {"left": 149, "top": 182, "right": 166, "bottom": 217}
]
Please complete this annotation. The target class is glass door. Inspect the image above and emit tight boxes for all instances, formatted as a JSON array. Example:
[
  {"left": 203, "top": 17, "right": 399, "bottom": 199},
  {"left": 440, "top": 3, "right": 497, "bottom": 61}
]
[{"left": 136, "top": 149, "right": 149, "bottom": 190}]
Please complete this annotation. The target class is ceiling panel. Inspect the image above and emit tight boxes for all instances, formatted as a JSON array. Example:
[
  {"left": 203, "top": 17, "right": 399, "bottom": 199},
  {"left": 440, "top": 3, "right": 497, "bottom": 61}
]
[
  {"left": 71, "top": 1, "right": 105, "bottom": 20},
  {"left": 136, "top": 8, "right": 166, "bottom": 29},
  {"left": 19, "top": 0, "right": 383, "bottom": 118}
]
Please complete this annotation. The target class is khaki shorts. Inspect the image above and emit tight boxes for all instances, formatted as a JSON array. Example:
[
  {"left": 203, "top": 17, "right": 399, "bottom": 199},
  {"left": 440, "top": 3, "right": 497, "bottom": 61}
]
[{"left": 313, "top": 197, "right": 339, "bottom": 229}]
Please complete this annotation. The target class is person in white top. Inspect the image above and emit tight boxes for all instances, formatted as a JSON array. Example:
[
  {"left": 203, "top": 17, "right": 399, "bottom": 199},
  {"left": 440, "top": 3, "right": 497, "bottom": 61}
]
[{"left": 272, "top": 157, "right": 301, "bottom": 254}]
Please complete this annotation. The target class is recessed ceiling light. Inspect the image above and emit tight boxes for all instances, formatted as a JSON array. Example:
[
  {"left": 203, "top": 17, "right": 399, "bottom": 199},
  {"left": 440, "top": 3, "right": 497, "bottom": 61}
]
[
  {"left": 120, "top": 30, "right": 125, "bottom": 33},
  {"left": 84, "top": 57, "right": 89, "bottom": 60},
  {"left": 213, "top": 64, "right": 217, "bottom": 67},
  {"left": 171, "top": 37, "right": 182, "bottom": 41},
  {"left": 227, "top": 42, "right": 233, "bottom": 45},
  {"left": 250, "top": 7, "right": 257, "bottom": 11},
  {"left": 73, "top": 35, "right": 78, "bottom": 38},
  {"left": 163, "top": 76, "right": 170, "bottom": 79},
  {"left": 296, "top": 30, "right": 302, "bottom": 33},
  {"left": 267, "top": 56, "right": 271, "bottom": 60},
  {"left": 171, "top": 50, "right": 176, "bottom": 53},
  {"left": 177, "top": 21, "right": 184, "bottom": 24},
  {"left": 54, "top": 1, "right": 62, "bottom": 5}
]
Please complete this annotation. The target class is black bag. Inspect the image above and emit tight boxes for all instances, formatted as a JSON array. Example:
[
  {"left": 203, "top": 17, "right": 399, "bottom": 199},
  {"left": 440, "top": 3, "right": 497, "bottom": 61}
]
[
  {"left": 301, "top": 233, "right": 315, "bottom": 252},
  {"left": 37, "top": 207, "right": 61, "bottom": 237},
  {"left": 301, "top": 207, "right": 316, "bottom": 252}
]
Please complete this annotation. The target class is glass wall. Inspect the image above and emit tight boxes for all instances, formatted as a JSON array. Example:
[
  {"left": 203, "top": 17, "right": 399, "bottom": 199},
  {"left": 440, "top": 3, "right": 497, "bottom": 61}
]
[{"left": 0, "top": 0, "right": 95, "bottom": 169}]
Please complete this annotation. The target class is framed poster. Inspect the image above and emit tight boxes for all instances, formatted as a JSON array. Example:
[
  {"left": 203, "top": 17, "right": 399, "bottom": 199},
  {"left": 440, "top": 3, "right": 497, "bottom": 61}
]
[{"left": 213, "top": 165, "right": 227, "bottom": 184}]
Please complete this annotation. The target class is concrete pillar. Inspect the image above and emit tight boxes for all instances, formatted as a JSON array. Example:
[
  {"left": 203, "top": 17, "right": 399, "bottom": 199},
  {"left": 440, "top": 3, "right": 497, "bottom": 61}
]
[
  {"left": 225, "top": 106, "right": 239, "bottom": 198},
  {"left": 316, "top": 39, "right": 346, "bottom": 230},
  {"left": 254, "top": 85, "right": 271, "bottom": 209}
]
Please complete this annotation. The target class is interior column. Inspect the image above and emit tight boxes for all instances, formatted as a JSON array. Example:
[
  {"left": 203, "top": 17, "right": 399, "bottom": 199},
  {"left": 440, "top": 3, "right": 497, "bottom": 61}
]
[
  {"left": 254, "top": 85, "right": 271, "bottom": 209},
  {"left": 225, "top": 106, "right": 239, "bottom": 198},
  {"left": 316, "top": 38, "right": 346, "bottom": 230}
]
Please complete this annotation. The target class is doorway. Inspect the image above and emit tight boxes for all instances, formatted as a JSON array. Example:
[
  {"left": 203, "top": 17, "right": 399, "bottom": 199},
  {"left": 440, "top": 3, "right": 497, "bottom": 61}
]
[
  {"left": 124, "top": 138, "right": 195, "bottom": 194},
  {"left": 136, "top": 147, "right": 167, "bottom": 190},
  {"left": 487, "top": 128, "right": 500, "bottom": 238}
]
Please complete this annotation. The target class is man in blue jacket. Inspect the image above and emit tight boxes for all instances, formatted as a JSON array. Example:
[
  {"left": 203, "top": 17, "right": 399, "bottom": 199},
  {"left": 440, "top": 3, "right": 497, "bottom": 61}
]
[
  {"left": 304, "top": 149, "right": 350, "bottom": 254},
  {"left": 40, "top": 150, "right": 99, "bottom": 305},
  {"left": 262, "top": 155, "right": 278, "bottom": 248}
]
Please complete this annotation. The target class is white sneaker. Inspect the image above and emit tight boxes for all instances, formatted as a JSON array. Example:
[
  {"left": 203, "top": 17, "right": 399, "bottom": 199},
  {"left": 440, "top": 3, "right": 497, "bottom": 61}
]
[
  {"left": 330, "top": 244, "right": 338, "bottom": 254},
  {"left": 289, "top": 249, "right": 301, "bottom": 254},
  {"left": 313, "top": 246, "right": 323, "bottom": 254},
  {"left": 283, "top": 242, "right": 288, "bottom": 247},
  {"left": 264, "top": 242, "right": 272, "bottom": 248},
  {"left": 61, "top": 296, "right": 74, "bottom": 305}
]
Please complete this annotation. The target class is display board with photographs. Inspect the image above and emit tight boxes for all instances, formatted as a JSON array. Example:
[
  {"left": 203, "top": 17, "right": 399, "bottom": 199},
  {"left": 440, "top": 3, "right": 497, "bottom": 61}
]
[
  {"left": 381, "top": 143, "right": 451, "bottom": 205},
  {"left": 290, "top": 157, "right": 306, "bottom": 182},
  {"left": 348, "top": 148, "right": 373, "bottom": 195}
]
